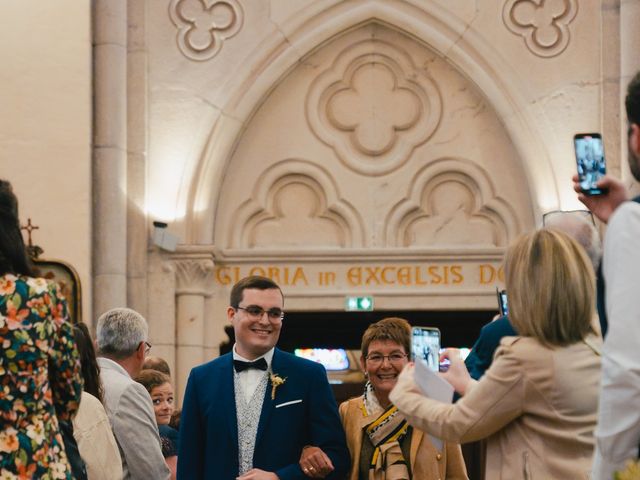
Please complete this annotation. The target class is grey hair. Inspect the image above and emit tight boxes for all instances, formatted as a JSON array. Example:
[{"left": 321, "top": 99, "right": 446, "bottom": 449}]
[
  {"left": 544, "top": 213, "right": 602, "bottom": 271},
  {"left": 96, "top": 307, "right": 148, "bottom": 358}
]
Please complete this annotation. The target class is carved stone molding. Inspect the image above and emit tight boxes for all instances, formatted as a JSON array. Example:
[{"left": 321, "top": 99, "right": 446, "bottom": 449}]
[
  {"left": 171, "top": 251, "right": 215, "bottom": 295},
  {"left": 306, "top": 39, "right": 442, "bottom": 176},
  {"left": 384, "top": 158, "right": 520, "bottom": 247},
  {"left": 502, "top": 0, "right": 578, "bottom": 58},
  {"left": 169, "top": 0, "right": 243, "bottom": 62},
  {"left": 227, "top": 159, "right": 366, "bottom": 249}
]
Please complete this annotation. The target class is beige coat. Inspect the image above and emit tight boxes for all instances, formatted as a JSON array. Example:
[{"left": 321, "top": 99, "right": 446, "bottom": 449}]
[
  {"left": 390, "top": 335, "right": 601, "bottom": 480},
  {"left": 73, "top": 391, "right": 123, "bottom": 480},
  {"left": 339, "top": 396, "right": 468, "bottom": 480}
]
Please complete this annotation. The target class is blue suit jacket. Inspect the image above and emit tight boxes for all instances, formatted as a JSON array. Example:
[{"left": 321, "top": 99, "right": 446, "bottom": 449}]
[
  {"left": 177, "top": 349, "right": 350, "bottom": 479},
  {"left": 464, "top": 315, "right": 517, "bottom": 380}
]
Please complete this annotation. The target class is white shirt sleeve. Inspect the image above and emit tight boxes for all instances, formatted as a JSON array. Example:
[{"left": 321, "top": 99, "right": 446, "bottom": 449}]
[{"left": 592, "top": 202, "right": 640, "bottom": 479}]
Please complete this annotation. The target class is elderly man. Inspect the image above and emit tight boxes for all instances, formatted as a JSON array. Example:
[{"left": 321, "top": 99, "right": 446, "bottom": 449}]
[
  {"left": 178, "top": 275, "right": 350, "bottom": 479},
  {"left": 96, "top": 307, "right": 170, "bottom": 480}
]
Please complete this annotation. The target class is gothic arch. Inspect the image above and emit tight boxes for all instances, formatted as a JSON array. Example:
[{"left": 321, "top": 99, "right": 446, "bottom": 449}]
[
  {"left": 226, "top": 159, "right": 365, "bottom": 249},
  {"left": 187, "top": 0, "right": 550, "bottom": 243},
  {"left": 384, "top": 158, "right": 520, "bottom": 247}
]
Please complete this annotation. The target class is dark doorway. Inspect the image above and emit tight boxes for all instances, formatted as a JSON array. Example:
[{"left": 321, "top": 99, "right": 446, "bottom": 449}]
[
  {"left": 276, "top": 309, "right": 496, "bottom": 351},
  {"left": 221, "top": 309, "right": 496, "bottom": 355}
]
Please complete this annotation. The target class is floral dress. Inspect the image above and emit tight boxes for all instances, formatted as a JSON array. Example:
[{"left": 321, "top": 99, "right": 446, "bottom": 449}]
[{"left": 0, "top": 274, "right": 83, "bottom": 479}]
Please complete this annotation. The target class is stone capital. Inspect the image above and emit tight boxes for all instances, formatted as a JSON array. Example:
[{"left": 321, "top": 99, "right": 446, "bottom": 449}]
[{"left": 173, "top": 258, "right": 215, "bottom": 296}]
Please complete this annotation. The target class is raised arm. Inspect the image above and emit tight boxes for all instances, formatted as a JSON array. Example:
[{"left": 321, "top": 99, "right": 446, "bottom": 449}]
[{"left": 390, "top": 348, "right": 524, "bottom": 444}]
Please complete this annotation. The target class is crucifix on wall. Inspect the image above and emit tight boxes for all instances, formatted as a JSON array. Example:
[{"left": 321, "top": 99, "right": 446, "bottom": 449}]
[{"left": 20, "top": 217, "right": 82, "bottom": 323}]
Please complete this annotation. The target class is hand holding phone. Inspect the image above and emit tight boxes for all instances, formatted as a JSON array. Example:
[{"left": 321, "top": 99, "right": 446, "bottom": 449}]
[
  {"left": 438, "top": 348, "right": 474, "bottom": 396},
  {"left": 572, "top": 173, "right": 629, "bottom": 224},
  {"left": 574, "top": 133, "right": 607, "bottom": 195}
]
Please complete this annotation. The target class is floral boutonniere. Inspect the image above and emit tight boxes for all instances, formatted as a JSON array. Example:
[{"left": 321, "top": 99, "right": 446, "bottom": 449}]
[
  {"left": 269, "top": 372, "right": 286, "bottom": 400},
  {"left": 615, "top": 459, "right": 640, "bottom": 480}
]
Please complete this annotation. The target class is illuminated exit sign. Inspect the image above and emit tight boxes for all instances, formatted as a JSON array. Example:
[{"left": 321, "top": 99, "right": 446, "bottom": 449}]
[{"left": 345, "top": 296, "right": 374, "bottom": 311}]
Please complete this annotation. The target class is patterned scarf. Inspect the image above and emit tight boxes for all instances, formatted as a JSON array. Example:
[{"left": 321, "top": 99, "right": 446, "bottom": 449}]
[{"left": 363, "top": 382, "right": 411, "bottom": 480}]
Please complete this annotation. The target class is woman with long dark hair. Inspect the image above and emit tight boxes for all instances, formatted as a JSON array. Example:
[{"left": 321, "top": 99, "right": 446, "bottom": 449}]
[
  {"left": 0, "top": 179, "right": 83, "bottom": 478},
  {"left": 72, "top": 322, "right": 122, "bottom": 480}
]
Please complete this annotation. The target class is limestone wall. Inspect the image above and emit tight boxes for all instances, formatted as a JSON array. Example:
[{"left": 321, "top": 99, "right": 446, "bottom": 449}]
[{"left": 0, "top": 1, "right": 92, "bottom": 322}]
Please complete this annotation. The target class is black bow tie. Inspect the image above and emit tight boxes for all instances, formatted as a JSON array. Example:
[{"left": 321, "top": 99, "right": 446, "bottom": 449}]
[{"left": 234, "top": 357, "right": 268, "bottom": 373}]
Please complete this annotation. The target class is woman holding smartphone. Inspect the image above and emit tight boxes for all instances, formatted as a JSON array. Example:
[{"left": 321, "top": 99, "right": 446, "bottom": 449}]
[
  {"left": 390, "top": 229, "right": 601, "bottom": 479},
  {"left": 330, "top": 317, "right": 468, "bottom": 479}
]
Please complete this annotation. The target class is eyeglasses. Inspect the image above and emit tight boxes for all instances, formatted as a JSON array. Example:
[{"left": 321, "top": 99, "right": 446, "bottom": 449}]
[
  {"left": 236, "top": 305, "right": 285, "bottom": 322},
  {"left": 365, "top": 353, "right": 408, "bottom": 365},
  {"left": 142, "top": 341, "right": 152, "bottom": 354},
  {"left": 542, "top": 209, "right": 595, "bottom": 226}
]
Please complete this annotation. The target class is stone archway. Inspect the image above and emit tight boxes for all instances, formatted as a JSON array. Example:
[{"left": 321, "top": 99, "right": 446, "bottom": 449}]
[
  {"left": 185, "top": 1, "right": 556, "bottom": 245},
  {"left": 211, "top": 21, "right": 533, "bottom": 312}
]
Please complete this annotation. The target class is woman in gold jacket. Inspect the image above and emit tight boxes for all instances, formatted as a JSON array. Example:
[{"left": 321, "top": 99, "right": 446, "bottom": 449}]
[
  {"left": 340, "top": 317, "right": 468, "bottom": 480},
  {"left": 391, "top": 229, "right": 602, "bottom": 480}
]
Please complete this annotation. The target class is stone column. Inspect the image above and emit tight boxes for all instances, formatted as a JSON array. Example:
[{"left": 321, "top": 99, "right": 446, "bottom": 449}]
[
  {"left": 147, "top": 251, "right": 177, "bottom": 378},
  {"left": 92, "top": 0, "right": 128, "bottom": 318},
  {"left": 126, "top": 0, "right": 149, "bottom": 316},
  {"left": 173, "top": 251, "right": 215, "bottom": 403}
]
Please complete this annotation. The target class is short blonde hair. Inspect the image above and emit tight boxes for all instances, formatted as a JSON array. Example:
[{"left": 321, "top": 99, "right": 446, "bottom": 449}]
[{"left": 505, "top": 228, "right": 595, "bottom": 346}]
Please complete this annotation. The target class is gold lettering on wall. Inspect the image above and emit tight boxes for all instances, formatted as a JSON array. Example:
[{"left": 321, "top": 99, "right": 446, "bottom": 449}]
[
  {"left": 478, "top": 264, "right": 505, "bottom": 284},
  {"left": 214, "top": 262, "right": 503, "bottom": 289}
]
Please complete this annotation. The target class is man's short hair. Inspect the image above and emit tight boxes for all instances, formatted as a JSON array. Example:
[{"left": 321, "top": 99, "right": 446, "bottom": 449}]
[
  {"left": 143, "top": 356, "right": 171, "bottom": 376},
  {"left": 505, "top": 229, "right": 596, "bottom": 346},
  {"left": 361, "top": 317, "right": 412, "bottom": 358},
  {"left": 229, "top": 276, "right": 283, "bottom": 308},
  {"left": 626, "top": 71, "right": 640, "bottom": 126},
  {"left": 96, "top": 307, "right": 148, "bottom": 359}
]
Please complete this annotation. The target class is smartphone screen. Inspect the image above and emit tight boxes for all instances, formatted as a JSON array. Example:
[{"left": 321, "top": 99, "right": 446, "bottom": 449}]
[
  {"left": 496, "top": 288, "right": 508, "bottom": 316},
  {"left": 411, "top": 327, "right": 440, "bottom": 372},
  {"left": 574, "top": 133, "right": 606, "bottom": 195}
]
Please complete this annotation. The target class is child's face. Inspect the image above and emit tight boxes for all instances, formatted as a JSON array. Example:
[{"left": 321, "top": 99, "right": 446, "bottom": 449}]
[{"left": 151, "top": 382, "right": 174, "bottom": 425}]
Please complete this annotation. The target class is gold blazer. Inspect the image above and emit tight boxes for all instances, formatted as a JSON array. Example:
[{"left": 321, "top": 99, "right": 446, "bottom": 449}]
[{"left": 339, "top": 396, "right": 468, "bottom": 480}]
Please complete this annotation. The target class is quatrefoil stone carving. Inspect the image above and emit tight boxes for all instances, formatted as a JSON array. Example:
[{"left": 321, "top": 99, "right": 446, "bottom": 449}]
[
  {"left": 502, "top": 0, "right": 578, "bottom": 58},
  {"left": 169, "top": 0, "right": 243, "bottom": 62},
  {"left": 306, "top": 40, "right": 442, "bottom": 176}
]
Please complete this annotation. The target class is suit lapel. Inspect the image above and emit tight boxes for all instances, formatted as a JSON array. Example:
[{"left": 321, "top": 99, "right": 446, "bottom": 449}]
[
  {"left": 221, "top": 354, "right": 239, "bottom": 451},
  {"left": 255, "top": 348, "right": 281, "bottom": 449}
]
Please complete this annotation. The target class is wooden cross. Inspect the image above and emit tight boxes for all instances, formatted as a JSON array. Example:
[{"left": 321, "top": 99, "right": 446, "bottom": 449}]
[{"left": 20, "top": 218, "right": 39, "bottom": 247}]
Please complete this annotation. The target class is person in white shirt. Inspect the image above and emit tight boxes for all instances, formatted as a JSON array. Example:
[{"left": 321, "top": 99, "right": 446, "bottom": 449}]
[
  {"left": 96, "top": 308, "right": 171, "bottom": 480},
  {"left": 574, "top": 70, "right": 640, "bottom": 479}
]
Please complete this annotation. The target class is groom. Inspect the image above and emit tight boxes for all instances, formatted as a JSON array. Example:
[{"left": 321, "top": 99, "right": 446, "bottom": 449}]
[{"left": 177, "top": 276, "right": 349, "bottom": 479}]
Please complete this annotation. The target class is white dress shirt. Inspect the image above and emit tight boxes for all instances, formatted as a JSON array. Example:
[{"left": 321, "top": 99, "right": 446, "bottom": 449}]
[
  {"left": 232, "top": 345, "right": 274, "bottom": 403},
  {"left": 592, "top": 201, "right": 640, "bottom": 479}
]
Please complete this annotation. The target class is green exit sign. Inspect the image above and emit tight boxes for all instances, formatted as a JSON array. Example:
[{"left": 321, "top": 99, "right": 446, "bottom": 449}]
[{"left": 345, "top": 296, "right": 374, "bottom": 311}]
